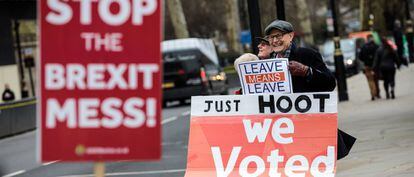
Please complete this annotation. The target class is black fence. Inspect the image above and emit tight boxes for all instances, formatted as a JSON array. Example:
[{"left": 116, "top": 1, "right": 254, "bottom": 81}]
[{"left": 0, "top": 98, "right": 36, "bottom": 138}]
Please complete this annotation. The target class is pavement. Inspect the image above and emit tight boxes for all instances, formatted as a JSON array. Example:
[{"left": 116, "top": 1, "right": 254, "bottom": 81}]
[{"left": 336, "top": 64, "right": 414, "bottom": 177}]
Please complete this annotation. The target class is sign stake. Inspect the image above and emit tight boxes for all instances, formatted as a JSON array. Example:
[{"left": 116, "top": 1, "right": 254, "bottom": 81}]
[{"left": 94, "top": 162, "right": 105, "bottom": 177}]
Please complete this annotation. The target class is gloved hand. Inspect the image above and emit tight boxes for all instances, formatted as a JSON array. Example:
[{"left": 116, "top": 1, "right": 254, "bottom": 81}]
[{"left": 288, "top": 61, "right": 309, "bottom": 77}]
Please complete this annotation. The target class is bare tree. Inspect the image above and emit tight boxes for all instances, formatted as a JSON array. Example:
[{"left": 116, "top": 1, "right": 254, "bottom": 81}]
[
  {"left": 180, "top": 0, "right": 227, "bottom": 38},
  {"left": 366, "top": 0, "right": 406, "bottom": 35},
  {"left": 359, "top": 0, "right": 369, "bottom": 31},
  {"left": 259, "top": 0, "right": 277, "bottom": 30},
  {"left": 223, "top": 0, "right": 243, "bottom": 53},
  {"left": 166, "top": 0, "right": 189, "bottom": 38},
  {"left": 295, "top": 0, "right": 315, "bottom": 44}
]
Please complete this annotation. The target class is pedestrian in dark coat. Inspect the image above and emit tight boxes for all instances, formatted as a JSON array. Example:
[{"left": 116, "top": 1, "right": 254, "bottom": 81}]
[
  {"left": 359, "top": 35, "right": 380, "bottom": 100},
  {"left": 374, "top": 37, "right": 401, "bottom": 99},
  {"left": 2, "top": 84, "right": 15, "bottom": 102}
]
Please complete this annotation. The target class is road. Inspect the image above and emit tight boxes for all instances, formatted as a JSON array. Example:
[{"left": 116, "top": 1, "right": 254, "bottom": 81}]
[
  {"left": 0, "top": 102, "right": 192, "bottom": 177},
  {"left": 1, "top": 66, "right": 414, "bottom": 176}
]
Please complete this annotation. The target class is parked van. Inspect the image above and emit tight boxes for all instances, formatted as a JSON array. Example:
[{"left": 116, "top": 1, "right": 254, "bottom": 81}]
[{"left": 162, "top": 38, "right": 228, "bottom": 105}]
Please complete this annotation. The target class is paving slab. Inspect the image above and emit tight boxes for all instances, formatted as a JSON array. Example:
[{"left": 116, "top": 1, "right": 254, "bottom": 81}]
[{"left": 337, "top": 65, "right": 414, "bottom": 177}]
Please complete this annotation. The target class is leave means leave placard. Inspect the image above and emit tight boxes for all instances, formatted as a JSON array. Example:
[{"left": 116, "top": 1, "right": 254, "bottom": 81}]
[{"left": 237, "top": 58, "right": 292, "bottom": 95}]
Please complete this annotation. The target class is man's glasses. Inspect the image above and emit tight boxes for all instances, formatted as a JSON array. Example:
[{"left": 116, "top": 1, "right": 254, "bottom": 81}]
[{"left": 267, "top": 33, "right": 286, "bottom": 41}]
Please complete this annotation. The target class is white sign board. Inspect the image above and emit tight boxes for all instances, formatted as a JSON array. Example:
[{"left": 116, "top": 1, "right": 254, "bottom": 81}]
[{"left": 237, "top": 58, "right": 292, "bottom": 95}]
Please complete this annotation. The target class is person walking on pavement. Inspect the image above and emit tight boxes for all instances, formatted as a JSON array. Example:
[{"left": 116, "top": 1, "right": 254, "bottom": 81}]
[
  {"left": 2, "top": 84, "right": 15, "bottom": 102},
  {"left": 374, "top": 37, "right": 401, "bottom": 99},
  {"left": 359, "top": 34, "right": 380, "bottom": 100}
]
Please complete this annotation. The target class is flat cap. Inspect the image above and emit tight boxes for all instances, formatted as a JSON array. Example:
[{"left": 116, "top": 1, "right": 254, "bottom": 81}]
[
  {"left": 255, "top": 36, "right": 269, "bottom": 44},
  {"left": 264, "top": 20, "right": 294, "bottom": 35}
]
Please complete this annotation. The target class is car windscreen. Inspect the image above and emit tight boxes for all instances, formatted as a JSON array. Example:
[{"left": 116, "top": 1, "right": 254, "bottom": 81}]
[
  {"left": 323, "top": 39, "right": 356, "bottom": 57},
  {"left": 163, "top": 51, "right": 201, "bottom": 74}
]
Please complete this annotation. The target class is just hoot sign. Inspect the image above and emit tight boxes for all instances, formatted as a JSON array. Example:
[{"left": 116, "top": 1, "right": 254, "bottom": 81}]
[{"left": 185, "top": 92, "right": 338, "bottom": 177}]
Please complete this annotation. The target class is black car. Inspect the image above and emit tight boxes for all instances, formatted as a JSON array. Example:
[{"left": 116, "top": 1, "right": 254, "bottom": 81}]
[{"left": 162, "top": 39, "right": 228, "bottom": 106}]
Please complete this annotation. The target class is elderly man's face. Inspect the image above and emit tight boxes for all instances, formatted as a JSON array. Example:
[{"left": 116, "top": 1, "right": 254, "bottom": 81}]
[
  {"left": 257, "top": 41, "right": 272, "bottom": 59},
  {"left": 268, "top": 29, "right": 294, "bottom": 53}
]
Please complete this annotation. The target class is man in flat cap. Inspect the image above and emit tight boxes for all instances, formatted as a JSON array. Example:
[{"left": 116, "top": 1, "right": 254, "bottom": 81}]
[
  {"left": 265, "top": 20, "right": 355, "bottom": 160},
  {"left": 265, "top": 20, "right": 336, "bottom": 92}
]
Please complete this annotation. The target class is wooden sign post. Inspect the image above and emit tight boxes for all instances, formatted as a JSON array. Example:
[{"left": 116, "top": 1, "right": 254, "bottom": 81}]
[{"left": 94, "top": 162, "right": 105, "bottom": 177}]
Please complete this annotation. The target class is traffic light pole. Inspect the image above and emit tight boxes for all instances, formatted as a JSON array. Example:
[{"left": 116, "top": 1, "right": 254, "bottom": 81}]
[
  {"left": 275, "top": 0, "right": 285, "bottom": 20},
  {"left": 247, "top": 0, "right": 262, "bottom": 55},
  {"left": 405, "top": 0, "right": 414, "bottom": 62},
  {"left": 329, "top": 0, "right": 349, "bottom": 101},
  {"left": 13, "top": 20, "right": 24, "bottom": 81}
]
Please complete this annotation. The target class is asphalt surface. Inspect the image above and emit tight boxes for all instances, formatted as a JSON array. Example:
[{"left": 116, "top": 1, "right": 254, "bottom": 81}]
[{"left": 0, "top": 101, "right": 192, "bottom": 177}]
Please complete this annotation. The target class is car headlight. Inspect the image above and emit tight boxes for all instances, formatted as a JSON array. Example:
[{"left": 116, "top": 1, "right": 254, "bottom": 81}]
[
  {"left": 219, "top": 72, "right": 226, "bottom": 80},
  {"left": 211, "top": 72, "right": 227, "bottom": 81},
  {"left": 345, "top": 59, "right": 353, "bottom": 66}
]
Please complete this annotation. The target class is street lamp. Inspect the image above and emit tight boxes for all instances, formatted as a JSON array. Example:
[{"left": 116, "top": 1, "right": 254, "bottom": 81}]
[
  {"left": 329, "top": 0, "right": 349, "bottom": 101},
  {"left": 247, "top": 0, "right": 263, "bottom": 54}
]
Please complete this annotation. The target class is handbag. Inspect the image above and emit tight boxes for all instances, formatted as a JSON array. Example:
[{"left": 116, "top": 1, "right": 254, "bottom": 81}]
[{"left": 337, "top": 129, "right": 357, "bottom": 160}]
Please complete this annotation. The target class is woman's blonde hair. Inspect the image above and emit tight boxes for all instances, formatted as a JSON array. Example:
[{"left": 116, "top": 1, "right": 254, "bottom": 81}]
[{"left": 234, "top": 53, "right": 259, "bottom": 73}]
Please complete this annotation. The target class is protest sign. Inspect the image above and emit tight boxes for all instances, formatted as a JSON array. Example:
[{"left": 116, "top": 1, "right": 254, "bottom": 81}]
[
  {"left": 237, "top": 58, "right": 292, "bottom": 95},
  {"left": 185, "top": 92, "right": 337, "bottom": 177},
  {"left": 39, "top": 0, "right": 161, "bottom": 161}
]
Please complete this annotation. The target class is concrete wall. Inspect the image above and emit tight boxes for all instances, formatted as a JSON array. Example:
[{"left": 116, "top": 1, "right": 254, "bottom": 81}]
[
  {"left": 0, "top": 65, "right": 21, "bottom": 103},
  {"left": 0, "top": 98, "right": 36, "bottom": 138}
]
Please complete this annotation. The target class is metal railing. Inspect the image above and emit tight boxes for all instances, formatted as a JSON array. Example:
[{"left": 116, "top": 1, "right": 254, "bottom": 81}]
[{"left": 0, "top": 98, "right": 36, "bottom": 138}]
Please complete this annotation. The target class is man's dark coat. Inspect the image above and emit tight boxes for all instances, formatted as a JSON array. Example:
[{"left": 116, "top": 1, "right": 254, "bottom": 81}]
[
  {"left": 237, "top": 43, "right": 356, "bottom": 160},
  {"left": 278, "top": 43, "right": 356, "bottom": 160},
  {"left": 287, "top": 46, "right": 336, "bottom": 93}
]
